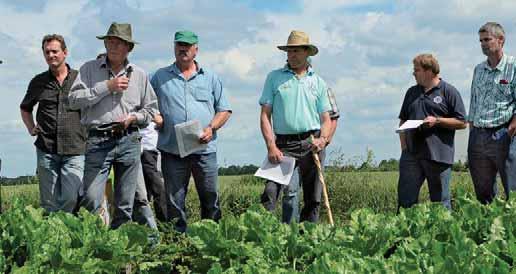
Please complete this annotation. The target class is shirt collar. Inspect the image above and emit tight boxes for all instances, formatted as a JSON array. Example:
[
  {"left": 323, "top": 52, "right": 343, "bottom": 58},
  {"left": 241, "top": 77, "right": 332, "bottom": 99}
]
[
  {"left": 419, "top": 78, "right": 443, "bottom": 94},
  {"left": 169, "top": 61, "right": 204, "bottom": 76},
  {"left": 47, "top": 63, "right": 72, "bottom": 81},
  {"left": 99, "top": 55, "right": 132, "bottom": 71},
  {"left": 282, "top": 63, "right": 315, "bottom": 76},
  {"left": 482, "top": 53, "right": 507, "bottom": 71}
]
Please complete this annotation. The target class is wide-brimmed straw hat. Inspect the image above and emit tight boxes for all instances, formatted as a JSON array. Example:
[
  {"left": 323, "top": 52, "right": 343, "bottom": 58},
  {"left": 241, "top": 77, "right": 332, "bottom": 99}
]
[
  {"left": 277, "top": 30, "right": 318, "bottom": 56},
  {"left": 96, "top": 22, "right": 138, "bottom": 45}
]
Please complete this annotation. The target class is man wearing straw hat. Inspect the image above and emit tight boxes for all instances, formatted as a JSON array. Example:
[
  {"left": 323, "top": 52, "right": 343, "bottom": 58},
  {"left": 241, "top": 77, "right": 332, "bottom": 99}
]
[
  {"left": 69, "top": 22, "right": 158, "bottom": 228},
  {"left": 259, "top": 30, "right": 332, "bottom": 223}
]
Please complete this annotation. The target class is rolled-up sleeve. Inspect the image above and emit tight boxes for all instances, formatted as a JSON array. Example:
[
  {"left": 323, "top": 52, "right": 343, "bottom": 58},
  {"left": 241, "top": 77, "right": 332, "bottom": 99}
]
[{"left": 212, "top": 74, "right": 232, "bottom": 113}]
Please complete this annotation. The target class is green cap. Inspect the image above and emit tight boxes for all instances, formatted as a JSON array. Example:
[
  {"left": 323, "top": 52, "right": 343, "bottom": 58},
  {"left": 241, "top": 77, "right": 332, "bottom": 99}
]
[{"left": 174, "top": 30, "right": 198, "bottom": 44}]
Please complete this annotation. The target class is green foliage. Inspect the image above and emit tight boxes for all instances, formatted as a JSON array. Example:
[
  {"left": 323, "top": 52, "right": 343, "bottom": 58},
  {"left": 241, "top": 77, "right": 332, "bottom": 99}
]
[
  {"left": 2, "top": 190, "right": 516, "bottom": 273},
  {"left": 0, "top": 200, "right": 150, "bottom": 273}
]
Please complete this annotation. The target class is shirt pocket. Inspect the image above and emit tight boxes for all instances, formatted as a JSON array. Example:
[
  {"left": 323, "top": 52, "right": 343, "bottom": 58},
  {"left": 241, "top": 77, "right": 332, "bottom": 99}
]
[
  {"left": 193, "top": 89, "right": 211, "bottom": 102},
  {"left": 496, "top": 82, "right": 512, "bottom": 96},
  {"left": 122, "top": 89, "right": 141, "bottom": 108}
]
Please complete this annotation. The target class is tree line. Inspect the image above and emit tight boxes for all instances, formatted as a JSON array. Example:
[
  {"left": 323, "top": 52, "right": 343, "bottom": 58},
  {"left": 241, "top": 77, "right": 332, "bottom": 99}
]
[{"left": 1, "top": 151, "right": 469, "bottom": 185}]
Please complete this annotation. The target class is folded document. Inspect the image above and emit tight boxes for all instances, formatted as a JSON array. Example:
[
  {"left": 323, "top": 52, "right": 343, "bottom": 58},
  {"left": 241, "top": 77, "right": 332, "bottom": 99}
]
[
  {"left": 254, "top": 156, "right": 296, "bottom": 185},
  {"left": 396, "top": 120, "right": 423, "bottom": 133}
]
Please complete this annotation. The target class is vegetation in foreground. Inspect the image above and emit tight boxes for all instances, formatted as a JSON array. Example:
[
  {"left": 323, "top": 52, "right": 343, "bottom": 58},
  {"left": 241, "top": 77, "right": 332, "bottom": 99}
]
[{"left": 1, "top": 191, "right": 516, "bottom": 273}]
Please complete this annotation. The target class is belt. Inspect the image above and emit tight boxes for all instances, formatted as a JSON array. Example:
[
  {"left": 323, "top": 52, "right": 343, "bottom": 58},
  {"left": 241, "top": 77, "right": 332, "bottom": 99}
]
[
  {"left": 89, "top": 124, "right": 139, "bottom": 138},
  {"left": 474, "top": 121, "right": 510, "bottom": 132},
  {"left": 276, "top": 130, "right": 319, "bottom": 141}
]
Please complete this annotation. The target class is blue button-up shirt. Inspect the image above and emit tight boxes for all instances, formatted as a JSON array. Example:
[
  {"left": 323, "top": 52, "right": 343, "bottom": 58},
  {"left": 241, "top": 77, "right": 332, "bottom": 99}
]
[
  {"left": 150, "top": 62, "right": 231, "bottom": 155},
  {"left": 469, "top": 54, "right": 516, "bottom": 128}
]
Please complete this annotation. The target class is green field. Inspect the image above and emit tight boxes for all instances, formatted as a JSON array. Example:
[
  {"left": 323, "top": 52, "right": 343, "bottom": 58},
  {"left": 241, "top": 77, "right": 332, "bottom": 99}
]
[
  {"left": 1, "top": 171, "right": 483, "bottom": 224},
  {"left": 3, "top": 171, "right": 516, "bottom": 273}
]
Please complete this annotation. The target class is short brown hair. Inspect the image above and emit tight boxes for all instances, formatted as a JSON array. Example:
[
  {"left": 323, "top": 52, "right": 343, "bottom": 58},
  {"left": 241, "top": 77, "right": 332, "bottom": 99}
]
[
  {"left": 413, "top": 54, "right": 440, "bottom": 74},
  {"left": 41, "top": 34, "right": 67, "bottom": 51}
]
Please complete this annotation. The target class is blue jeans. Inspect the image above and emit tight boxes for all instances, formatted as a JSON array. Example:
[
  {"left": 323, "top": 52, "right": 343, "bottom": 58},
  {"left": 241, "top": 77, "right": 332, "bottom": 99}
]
[
  {"left": 81, "top": 132, "right": 141, "bottom": 229},
  {"left": 133, "top": 164, "right": 158, "bottom": 229},
  {"left": 468, "top": 127, "right": 516, "bottom": 203},
  {"left": 398, "top": 150, "right": 452, "bottom": 209},
  {"left": 36, "top": 148, "right": 84, "bottom": 213},
  {"left": 161, "top": 152, "right": 220, "bottom": 233}
]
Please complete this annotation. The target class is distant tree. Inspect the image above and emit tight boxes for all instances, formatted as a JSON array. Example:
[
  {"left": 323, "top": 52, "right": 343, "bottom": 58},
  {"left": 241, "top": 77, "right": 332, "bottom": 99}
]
[
  {"left": 219, "top": 164, "right": 259, "bottom": 176},
  {"left": 452, "top": 160, "right": 468, "bottom": 172},
  {"left": 378, "top": 158, "right": 399, "bottom": 171},
  {"left": 358, "top": 148, "right": 376, "bottom": 171}
]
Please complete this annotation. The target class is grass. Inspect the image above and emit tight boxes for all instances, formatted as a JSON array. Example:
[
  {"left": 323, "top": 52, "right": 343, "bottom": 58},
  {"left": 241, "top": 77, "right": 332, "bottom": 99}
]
[{"left": 1, "top": 172, "right": 498, "bottom": 225}]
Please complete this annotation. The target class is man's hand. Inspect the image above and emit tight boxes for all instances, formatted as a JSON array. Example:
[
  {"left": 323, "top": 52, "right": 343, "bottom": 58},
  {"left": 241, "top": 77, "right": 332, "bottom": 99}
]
[
  {"left": 123, "top": 114, "right": 137, "bottom": 129},
  {"left": 107, "top": 76, "right": 129, "bottom": 93},
  {"left": 153, "top": 113, "right": 163, "bottom": 129},
  {"left": 509, "top": 116, "right": 516, "bottom": 137},
  {"left": 267, "top": 145, "right": 283, "bottom": 164},
  {"left": 423, "top": 116, "right": 439, "bottom": 128},
  {"left": 311, "top": 137, "right": 327, "bottom": 152},
  {"left": 29, "top": 125, "right": 40, "bottom": 136},
  {"left": 199, "top": 126, "right": 213, "bottom": 144}
]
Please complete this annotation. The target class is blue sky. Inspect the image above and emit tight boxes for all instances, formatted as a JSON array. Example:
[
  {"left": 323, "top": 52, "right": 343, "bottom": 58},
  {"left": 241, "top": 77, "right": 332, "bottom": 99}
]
[{"left": 0, "top": 0, "right": 514, "bottom": 177}]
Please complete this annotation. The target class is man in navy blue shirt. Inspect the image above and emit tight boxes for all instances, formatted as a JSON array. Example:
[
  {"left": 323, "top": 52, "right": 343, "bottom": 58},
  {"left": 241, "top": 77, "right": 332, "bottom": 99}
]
[{"left": 398, "top": 54, "right": 467, "bottom": 209}]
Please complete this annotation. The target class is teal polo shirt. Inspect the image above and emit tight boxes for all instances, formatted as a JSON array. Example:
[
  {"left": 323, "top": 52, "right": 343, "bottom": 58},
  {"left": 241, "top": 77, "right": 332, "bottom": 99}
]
[
  {"left": 259, "top": 65, "right": 331, "bottom": 134},
  {"left": 150, "top": 62, "right": 232, "bottom": 155}
]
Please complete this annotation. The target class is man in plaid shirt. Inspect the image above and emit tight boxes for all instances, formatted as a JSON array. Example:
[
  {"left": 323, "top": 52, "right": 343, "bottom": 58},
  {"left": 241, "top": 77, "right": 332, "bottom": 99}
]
[{"left": 468, "top": 22, "right": 516, "bottom": 203}]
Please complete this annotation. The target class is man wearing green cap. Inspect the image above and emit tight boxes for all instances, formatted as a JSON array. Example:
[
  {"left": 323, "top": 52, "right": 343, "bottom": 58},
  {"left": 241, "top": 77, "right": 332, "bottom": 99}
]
[
  {"left": 259, "top": 30, "right": 332, "bottom": 223},
  {"left": 69, "top": 22, "right": 158, "bottom": 229},
  {"left": 150, "top": 30, "right": 232, "bottom": 232}
]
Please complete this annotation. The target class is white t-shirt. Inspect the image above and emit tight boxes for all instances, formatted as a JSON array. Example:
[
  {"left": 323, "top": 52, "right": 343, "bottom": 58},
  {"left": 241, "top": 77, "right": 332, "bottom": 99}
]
[{"left": 140, "top": 122, "right": 158, "bottom": 152}]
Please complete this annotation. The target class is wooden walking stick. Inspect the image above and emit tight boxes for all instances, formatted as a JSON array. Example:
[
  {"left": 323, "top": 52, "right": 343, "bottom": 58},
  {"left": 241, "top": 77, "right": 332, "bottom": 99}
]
[{"left": 311, "top": 136, "right": 334, "bottom": 226}]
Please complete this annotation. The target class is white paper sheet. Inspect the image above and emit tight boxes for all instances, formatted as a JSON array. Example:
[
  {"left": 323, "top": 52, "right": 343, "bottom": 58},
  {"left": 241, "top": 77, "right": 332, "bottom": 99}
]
[
  {"left": 396, "top": 120, "right": 424, "bottom": 133},
  {"left": 174, "top": 120, "right": 208, "bottom": 158},
  {"left": 254, "top": 156, "right": 296, "bottom": 185}
]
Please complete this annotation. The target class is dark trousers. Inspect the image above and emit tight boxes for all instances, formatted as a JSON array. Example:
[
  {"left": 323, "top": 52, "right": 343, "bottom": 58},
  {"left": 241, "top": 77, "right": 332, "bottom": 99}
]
[
  {"left": 397, "top": 150, "right": 452, "bottom": 210},
  {"left": 261, "top": 134, "right": 323, "bottom": 223},
  {"left": 141, "top": 150, "right": 168, "bottom": 222},
  {"left": 468, "top": 127, "right": 516, "bottom": 204},
  {"left": 161, "top": 152, "right": 220, "bottom": 232}
]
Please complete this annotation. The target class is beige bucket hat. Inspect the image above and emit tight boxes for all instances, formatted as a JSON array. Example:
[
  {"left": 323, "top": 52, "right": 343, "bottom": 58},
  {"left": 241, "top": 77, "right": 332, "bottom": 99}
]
[{"left": 277, "top": 30, "right": 318, "bottom": 56}]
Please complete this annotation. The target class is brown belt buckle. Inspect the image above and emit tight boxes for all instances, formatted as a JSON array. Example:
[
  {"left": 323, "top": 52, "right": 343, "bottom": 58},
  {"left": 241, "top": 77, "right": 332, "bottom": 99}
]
[{"left": 111, "top": 123, "right": 125, "bottom": 138}]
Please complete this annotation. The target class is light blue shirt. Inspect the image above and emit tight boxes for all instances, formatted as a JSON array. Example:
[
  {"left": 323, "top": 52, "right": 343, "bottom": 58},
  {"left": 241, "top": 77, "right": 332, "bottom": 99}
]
[
  {"left": 469, "top": 54, "right": 516, "bottom": 128},
  {"left": 259, "top": 65, "right": 331, "bottom": 134},
  {"left": 150, "top": 62, "right": 231, "bottom": 155}
]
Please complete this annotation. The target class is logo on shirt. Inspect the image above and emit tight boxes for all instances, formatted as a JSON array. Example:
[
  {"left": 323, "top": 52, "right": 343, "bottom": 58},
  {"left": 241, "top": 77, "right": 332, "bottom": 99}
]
[{"left": 433, "top": 96, "right": 443, "bottom": 104}]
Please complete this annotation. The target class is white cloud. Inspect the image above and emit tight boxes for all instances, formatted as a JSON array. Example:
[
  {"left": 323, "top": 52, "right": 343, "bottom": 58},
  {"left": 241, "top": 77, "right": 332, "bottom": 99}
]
[{"left": 0, "top": 0, "right": 512, "bottom": 176}]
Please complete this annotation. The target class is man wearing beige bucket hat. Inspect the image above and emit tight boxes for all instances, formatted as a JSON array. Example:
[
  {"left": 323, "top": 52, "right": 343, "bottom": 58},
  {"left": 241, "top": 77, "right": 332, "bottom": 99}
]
[
  {"left": 69, "top": 22, "right": 158, "bottom": 228},
  {"left": 259, "top": 30, "right": 333, "bottom": 223}
]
